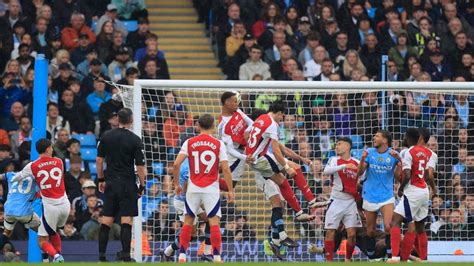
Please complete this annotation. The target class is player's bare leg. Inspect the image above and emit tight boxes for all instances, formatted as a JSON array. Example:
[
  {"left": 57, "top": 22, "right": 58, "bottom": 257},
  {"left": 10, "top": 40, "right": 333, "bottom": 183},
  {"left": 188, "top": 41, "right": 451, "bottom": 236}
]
[
  {"left": 344, "top": 228, "right": 357, "bottom": 262},
  {"left": 387, "top": 213, "right": 405, "bottom": 263},
  {"left": 380, "top": 203, "right": 394, "bottom": 258},
  {"left": 270, "top": 173, "right": 314, "bottom": 222},
  {"left": 364, "top": 210, "right": 378, "bottom": 259}
]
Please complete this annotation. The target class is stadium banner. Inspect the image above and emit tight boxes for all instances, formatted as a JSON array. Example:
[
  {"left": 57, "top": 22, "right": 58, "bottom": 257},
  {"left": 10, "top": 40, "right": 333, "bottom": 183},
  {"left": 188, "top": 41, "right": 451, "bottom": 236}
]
[{"left": 5, "top": 241, "right": 473, "bottom": 262}]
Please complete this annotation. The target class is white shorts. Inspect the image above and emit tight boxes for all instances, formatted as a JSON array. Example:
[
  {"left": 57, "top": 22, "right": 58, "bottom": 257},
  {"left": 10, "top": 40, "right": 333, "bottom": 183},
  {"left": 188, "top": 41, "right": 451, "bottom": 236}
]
[
  {"left": 229, "top": 156, "right": 246, "bottom": 181},
  {"left": 185, "top": 192, "right": 221, "bottom": 218},
  {"left": 39, "top": 200, "right": 70, "bottom": 236},
  {"left": 251, "top": 154, "right": 286, "bottom": 179},
  {"left": 394, "top": 185, "right": 429, "bottom": 223},
  {"left": 324, "top": 197, "right": 362, "bottom": 229},
  {"left": 4, "top": 213, "right": 41, "bottom": 231},
  {"left": 254, "top": 171, "right": 284, "bottom": 201},
  {"left": 363, "top": 197, "right": 395, "bottom": 212},
  {"left": 174, "top": 198, "right": 204, "bottom": 224}
]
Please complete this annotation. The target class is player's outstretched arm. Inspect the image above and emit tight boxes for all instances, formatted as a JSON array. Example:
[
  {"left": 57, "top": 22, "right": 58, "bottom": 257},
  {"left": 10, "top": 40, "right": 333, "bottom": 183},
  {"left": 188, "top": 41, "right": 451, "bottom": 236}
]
[
  {"left": 173, "top": 153, "right": 186, "bottom": 196},
  {"left": 280, "top": 144, "right": 310, "bottom": 165},
  {"left": 357, "top": 150, "right": 368, "bottom": 177},
  {"left": 220, "top": 160, "right": 234, "bottom": 203},
  {"left": 12, "top": 162, "right": 33, "bottom": 183},
  {"left": 272, "top": 139, "right": 295, "bottom": 176}
]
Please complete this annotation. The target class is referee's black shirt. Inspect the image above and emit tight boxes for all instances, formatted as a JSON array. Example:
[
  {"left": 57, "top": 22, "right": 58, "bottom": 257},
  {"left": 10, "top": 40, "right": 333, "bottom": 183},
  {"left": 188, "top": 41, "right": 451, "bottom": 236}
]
[{"left": 97, "top": 128, "right": 145, "bottom": 182}]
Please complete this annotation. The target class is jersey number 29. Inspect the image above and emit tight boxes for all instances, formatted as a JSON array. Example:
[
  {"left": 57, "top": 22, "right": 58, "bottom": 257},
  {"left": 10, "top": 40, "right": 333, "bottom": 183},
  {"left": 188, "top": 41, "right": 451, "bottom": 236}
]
[{"left": 38, "top": 167, "right": 62, "bottom": 189}]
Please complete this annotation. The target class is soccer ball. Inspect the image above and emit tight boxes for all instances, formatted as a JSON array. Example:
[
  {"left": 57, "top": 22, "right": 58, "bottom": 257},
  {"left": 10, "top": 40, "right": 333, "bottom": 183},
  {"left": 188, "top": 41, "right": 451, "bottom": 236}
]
[{"left": 232, "top": 90, "right": 241, "bottom": 104}]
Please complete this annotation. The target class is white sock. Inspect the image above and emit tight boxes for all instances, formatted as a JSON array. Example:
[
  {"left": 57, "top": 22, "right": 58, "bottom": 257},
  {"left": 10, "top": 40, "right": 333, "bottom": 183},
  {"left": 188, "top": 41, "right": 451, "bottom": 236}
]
[
  {"left": 309, "top": 198, "right": 316, "bottom": 205},
  {"left": 164, "top": 245, "right": 174, "bottom": 256},
  {"left": 204, "top": 244, "right": 212, "bottom": 255},
  {"left": 295, "top": 210, "right": 303, "bottom": 217},
  {"left": 213, "top": 255, "right": 222, "bottom": 261},
  {"left": 272, "top": 238, "right": 281, "bottom": 246},
  {"left": 279, "top": 231, "right": 288, "bottom": 240}
]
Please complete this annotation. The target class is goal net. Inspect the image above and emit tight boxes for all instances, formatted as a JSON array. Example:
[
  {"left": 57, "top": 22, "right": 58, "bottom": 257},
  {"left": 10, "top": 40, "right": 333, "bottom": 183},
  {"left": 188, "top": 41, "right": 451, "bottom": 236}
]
[{"left": 122, "top": 80, "right": 473, "bottom": 262}]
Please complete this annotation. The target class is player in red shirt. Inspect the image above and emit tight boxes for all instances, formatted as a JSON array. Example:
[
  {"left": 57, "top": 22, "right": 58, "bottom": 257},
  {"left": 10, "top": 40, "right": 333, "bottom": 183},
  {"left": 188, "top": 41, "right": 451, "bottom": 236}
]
[
  {"left": 322, "top": 137, "right": 362, "bottom": 262},
  {"left": 389, "top": 128, "right": 437, "bottom": 262},
  {"left": 173, "top": 114, "right": 234, "bottom": 263},
  {"left": 13, "top": 138, "right": 70, "bottom": 263},
  {"left": 245, "top": 102, "right": 315, "bottom": 222}
]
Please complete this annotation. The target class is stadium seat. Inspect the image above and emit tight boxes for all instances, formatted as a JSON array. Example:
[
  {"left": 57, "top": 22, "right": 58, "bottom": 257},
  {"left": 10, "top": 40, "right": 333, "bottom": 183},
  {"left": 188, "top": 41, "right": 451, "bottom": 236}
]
[
  {"left": 123, "top": 20, "right": 138, "bottom": 32},
  {"left": 71, "top": 134, "right": 97, "bottom": 147},
  {"left": 352, "top": 149, "right": 364, "bottom": 160},
  {"left": 367, "top": 8, "right": 376, "bottom": 19},
  {"left": 81, "top": 148, "right": 97, "bottom": 161},
  {"left": 91, "top": 21, "right": 97, "bottom": 32},
  {"left": 65, "top": 159, "right": 70, "bottom": 171},
  {"left": 89, "top": 162, "right": 97, "bottom": 175},
  {"left": 152, "top": 162, "right": 164, "bottom": 176},
  {"left": 350, "top": 135, "right": 364, "bottom": 149}
]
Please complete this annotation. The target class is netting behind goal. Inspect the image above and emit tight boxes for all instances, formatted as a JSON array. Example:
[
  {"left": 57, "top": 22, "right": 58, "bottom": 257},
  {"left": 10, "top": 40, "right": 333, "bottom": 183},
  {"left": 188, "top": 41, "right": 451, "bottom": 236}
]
[{"left": 122, "top": 80, "right": 474, "bottom": 262}]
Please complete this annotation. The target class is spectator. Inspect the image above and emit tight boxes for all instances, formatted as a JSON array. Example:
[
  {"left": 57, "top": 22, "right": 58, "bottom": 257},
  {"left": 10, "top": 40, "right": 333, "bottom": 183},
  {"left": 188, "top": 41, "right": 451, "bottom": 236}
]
[
  {"left": 59, "top": 216, "right": 83, "bottom": 240},
  {"left": 138, "top": 44, "right": 170, "bottom": 79},
  {"left": 112, "top": 0, "right": 148, "bottom": 21},
  {"left": 251, "top": 3, "right": 280, "bottom": 40},
  {"left": 0, "top": 129, "right": 9, "bottom": 146},
  {"left": 53, "top": 0, "right": 92, "bottom": 29},
  {"left": 0, "top": 73, "right": 29, "bottom": 118},
  {"left": 80, "top": 207, "right": 120, "bottom": 241},
  {"left": 348, "top": 16, "right": 373, "bottom": 51},
  {"left": 215, "top": 2, "right": 242, "bottom": 62},
  {"left": 328, "top": 31, "right": 349, "bottom": 72},
  {"left": 453, "top": 147, "right": 467, "bottom": 174},
  {"left": 328, "top": 93, "right": 355, "bottom": 136},
  {"left": 411, "top": 16, "right": 439, "bottom": 56},
  {"left": 76, "top": 48, "right": 107, "bottom": 82},
  {"left": 380, "top": 17, "right": 403, "bottom": 53},
  {"left": 430, "top": 204, "right": 450, "bottom": 235},
  {"left": 239, "top": 45, "right": 271, "bottom": 80},
  {"left": 406, "top": 61, "right": 423, "bottom": 81},
  {"left": 293, "top": 16, "right": 313, "bottom": 51},
  {"left": 453, "top": 94, "right": 474, "bottom": 129},
  {"left": 108, "top": 46, "right": 134, "bottom": 82},
  {"left": 16, "top": 44, "right": 35, "bottom": 76},
  {"left": 31, "top": 17, "right": 51, "bottom": 54},
  {"left": 304, "top": 45, "right": 327, "bottom": 79},
  {"left": 139, "top": 58, "right": 170, "bottom": 80},
  {"left": 104, "top": 31, "right": 127, "bottom": 66},
  {"left": 133, "top": 33, "right": 165, "bottom": 62},
  {"left": 388, "top": 31, "right": 418, "bottom": 73},
  {"left": 163, "top": 103, "right": 193, "bottom": 149},
  {"left": 53, "top": 128, "right": 70, "bottom": 160},
  {"left": 142, "top": 178, "right": 162, "bottom": 221},
  {"left": 460, "top": 153, "right": 474, "bottom": 188},
  {"left": 386, "top": 59, "right": 405, "bottom": 81},
  {"left": 49, "top": 49, "right": 75, "bottom": 79},
  {"left": 71, "top": 180, "right": 102, "bottom": 217},
  {"left": 422, "top": 93, "right": 445, "bottom": 131},
  {"left": 60, "top": 12, "right": 96, "bottom": 51},
  {"left": 86, "top": 79, "right": 111, "bottom": 116},
  {"left": 342, "top": 49, "right": 366, "bottom": 80},
  {"left": 312, "top": 58, "right": 333, "bottom": 81},
  {"left": 98, "top": 90, "right": 123, "bottom": 137},
  {"left": 297, "top": 31, "right": 320, "bottom": 67},
  {"left": 263, "top": 31, "right": 287, "bottom": 64},
  {"left": 234, "top": 214, "right": 256, "bottom": 242},
  {"left": 149, "top": 200, "right": 175, "bottom": 241},
  {"left": 126, "top": 17, "right": 150, "bottom": 53},
  {"left": 356, "top": 92, "right": 379, "bottom": 145},
  {"left": 436, "top": 209, "right": 472, "bottom": 240},
  {"left": 117, "top": 67, "right": 139, "bottom": 86},
  {"left": 448, "top": 32, "right": 473, "bottom": 71},
  {"left": 80, "top": 59, "right": 110, "bottom": 96},
  {"left": 270, "top": 44, "right": 299, "bottom": 80},
  {"left": 59, "top": 89, "right": 95, "bottom": 134},
  {"left": 10, "top": 116, "right": 31, "bottom": 160},
  {"left": 44, "top": 33, "right": 63, "bottom": 61},
  {"left": 96, "top": 4, "right": 128, "bottom": 39},
  {"left": 338, "top": 2, "right": 364, "bottom": 33},
  {"left": 46, "top": 102, "right": 70, "bottom": 141},
  {"left": 70, "top": 33, "right": 93, "bottom": 67},
  {"left": 0, "top": 101, "right": 25, "bottom": 135},
  {"left": 75, "top": 194, "right": 100, "bottom": 230},
  {"left": 423, "top": 49, "right": 453, "bottom": 81},
  {"left": 95, "top": 20, "right": 114, "bottom": 60},
  {"left": 51, "top": 63, "right": 76, "bottom": 98},
  {"left": 435, "top": 4, "right": 474, "bottom": 50},
  {"left": 260, "top": 17, "right": 295, "bottom": 52},
  {"left": 226, "top": 20, "right": 246, "bottom": 57}
]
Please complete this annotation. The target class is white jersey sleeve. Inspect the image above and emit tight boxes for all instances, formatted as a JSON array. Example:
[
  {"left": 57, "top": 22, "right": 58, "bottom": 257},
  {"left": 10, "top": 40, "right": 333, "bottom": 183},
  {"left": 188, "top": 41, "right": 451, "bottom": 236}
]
[
  {"left": 262, "top": 121, "right": 278, "bottom": 140},
  {"left": 179, "top": 139, "right": 189, "bottom": 156},
  {"left": 323, "top": 156, "right": 345, "bottom": 175},
  {"left": 12, "top": 162, "right": 33, "bottom": 182},
  {"left": 427, "top": 151, "right": 438, "bottom": 170},
  {"left": 219, "top": 140, "right": 229, "bottom": 162},
  {"left": 238, "top": 109, "right": 254, "bottom": 128},
  {"left": 402, "top": 147, "right": 413, "bottom": 170}
]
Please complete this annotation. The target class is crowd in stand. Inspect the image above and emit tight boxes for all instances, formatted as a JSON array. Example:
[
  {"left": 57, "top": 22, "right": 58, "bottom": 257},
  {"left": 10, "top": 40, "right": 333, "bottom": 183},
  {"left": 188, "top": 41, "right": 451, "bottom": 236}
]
[{"left": 0, "top": 0, "right": 473, "bottom": 245}]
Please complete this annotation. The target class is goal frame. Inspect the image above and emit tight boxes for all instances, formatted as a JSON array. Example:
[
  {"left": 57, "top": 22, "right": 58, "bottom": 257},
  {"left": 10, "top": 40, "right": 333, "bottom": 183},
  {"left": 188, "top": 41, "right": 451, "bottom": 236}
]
[{"left": 130, "top": 80, "right": 473, "bottom": 262}]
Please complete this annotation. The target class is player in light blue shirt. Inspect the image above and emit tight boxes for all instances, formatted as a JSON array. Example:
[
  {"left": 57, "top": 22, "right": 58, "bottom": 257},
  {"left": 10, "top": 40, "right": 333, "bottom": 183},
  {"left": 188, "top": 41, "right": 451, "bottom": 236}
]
[
  {"left": 357, "top": 130, "right": 402, "bottom": 259},
  {"left": 0, "top": 172, "right": 40, "bottom": 255}
]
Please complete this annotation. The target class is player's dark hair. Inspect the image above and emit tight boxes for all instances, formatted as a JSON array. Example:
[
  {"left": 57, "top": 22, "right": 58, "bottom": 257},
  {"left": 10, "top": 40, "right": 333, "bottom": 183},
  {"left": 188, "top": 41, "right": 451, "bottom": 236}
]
[
  {"left": 220, "top": 91, "right": 236, "bottom": 106},
  {"left": 251, "top": 109, "right": 267, "bottom": 121},
  {"left": 378, "top": 129, "right": 393, "bottom": 146},
  {"left": 337, "top": 137, "right": 352, "bottom": 149},
  {"left": 268, "top": 101, "right": 285, "bottom": 114},
  {"left": 198, "top": 113, "right": 215, "bottom": 130},
  {"left": 405, "top": 128, "right": 420, "bottom": 147},
  {"left": 36, "top": 138, "right": 52, "bottom": 154},
  {"left": 118, "top": 108, "right": 133, "bottom": 124},
  {"left": 418, "top": 127, "right": 431, "bottom": 144}
]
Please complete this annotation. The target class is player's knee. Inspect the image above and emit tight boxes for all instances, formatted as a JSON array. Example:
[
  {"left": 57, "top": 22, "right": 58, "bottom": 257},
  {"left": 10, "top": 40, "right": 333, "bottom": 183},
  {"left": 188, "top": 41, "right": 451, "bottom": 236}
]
[{"left": 325, "top": 230, "right": 335, "bottom": 240}]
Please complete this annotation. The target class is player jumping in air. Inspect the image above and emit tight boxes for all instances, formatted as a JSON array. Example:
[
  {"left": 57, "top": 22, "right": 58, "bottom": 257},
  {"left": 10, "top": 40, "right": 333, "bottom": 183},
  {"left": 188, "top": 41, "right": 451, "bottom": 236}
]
[
  {"left": 388, "top": 128, "right": 437, "bottom": 262},
  {"left": 13, "top": 138, "right": 70, "bottom": 263},
  {"left": 322, "top": 137, "right": 362, "bottom": 262},
  {"left": 0, "top": 172, "right": 40, "bottom": 262},
  {"left": 357, "top": 130, "right": 402, "bottom": 260},
  {"left": 173, "top": 114, "right": 234, "bottom": 263},
  {"left": 245, "top": 102, "right": 315, "bottom": 222}
]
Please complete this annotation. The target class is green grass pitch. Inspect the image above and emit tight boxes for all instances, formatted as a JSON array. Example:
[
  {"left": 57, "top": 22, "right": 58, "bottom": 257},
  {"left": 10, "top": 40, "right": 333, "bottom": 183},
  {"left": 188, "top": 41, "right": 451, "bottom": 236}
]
[{"left": 5, "top": 263, "right": 474, "bottom": 265}]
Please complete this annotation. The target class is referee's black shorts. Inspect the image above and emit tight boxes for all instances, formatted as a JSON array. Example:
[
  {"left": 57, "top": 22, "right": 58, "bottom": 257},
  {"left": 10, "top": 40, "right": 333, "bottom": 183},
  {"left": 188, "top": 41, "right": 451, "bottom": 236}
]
[{"left": 103, "top": 180, "right": 139, "bottom": 217}]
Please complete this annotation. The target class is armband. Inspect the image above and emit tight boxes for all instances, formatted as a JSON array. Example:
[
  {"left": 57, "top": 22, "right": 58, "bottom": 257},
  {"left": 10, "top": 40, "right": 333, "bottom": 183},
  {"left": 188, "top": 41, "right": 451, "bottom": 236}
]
[{"left": 98, "top": 178, "right": 105, "bottom": 183}]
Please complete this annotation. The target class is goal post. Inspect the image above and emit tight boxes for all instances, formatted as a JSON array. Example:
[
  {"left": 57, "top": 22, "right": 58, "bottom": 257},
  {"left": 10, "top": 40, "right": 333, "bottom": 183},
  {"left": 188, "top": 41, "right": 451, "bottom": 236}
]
[{"left": 126, "top": 80, "right": 473, "bottom": 262}]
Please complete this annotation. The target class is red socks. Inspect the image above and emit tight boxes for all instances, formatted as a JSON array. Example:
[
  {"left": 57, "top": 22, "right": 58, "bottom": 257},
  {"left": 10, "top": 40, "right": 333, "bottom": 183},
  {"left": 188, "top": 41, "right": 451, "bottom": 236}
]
[
  {"left": 41, "top": 242, "right": 57, "bottom": 257},
  {"left": 324, "top": 240, "right": 335, "bottom": 261},
  {"left": 278, "top": 179, "right": 302, "bottom": 213},
  {"left": 345, "top": 241, "right": 356, "bottom": 260},
  {"left": 401, "top": 231, "right": 416, "bottom": 261},
  {"left": 417, "top": 232, "right": 428, "bottom": 260},
  {"left": 293, "top": 168, "right": 315, "bottom": 202},
  {"left": 390, "top": 226, "right": 401, "bottom": 257},
  {"left": 179, "top": 224, "right": 192, "bottom": 253},
  {"left": 210, "top": 225, "right": 222, "bottom": 255},
  {"left": 51, "top": 233, "right": 62, "bottom": 254}
]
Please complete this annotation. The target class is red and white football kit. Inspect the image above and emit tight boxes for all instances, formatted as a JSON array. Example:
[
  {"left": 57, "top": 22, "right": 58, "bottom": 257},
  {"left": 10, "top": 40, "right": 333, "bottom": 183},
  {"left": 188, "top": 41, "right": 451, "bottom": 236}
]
[
  {"left": 323, "top": 156, "right": 362, "bottom": 229},
  {"left": 179, "top": 134, "right": 227, "bottom": 218},
  {"left": 218, "top": 109, "right": 253, "bottom": 181},
  {"left": 13, "top": 156, "right": 70, "bottom": 236},
  {"left": 395, "top": 145, "right": 437, "bottom": 222}
]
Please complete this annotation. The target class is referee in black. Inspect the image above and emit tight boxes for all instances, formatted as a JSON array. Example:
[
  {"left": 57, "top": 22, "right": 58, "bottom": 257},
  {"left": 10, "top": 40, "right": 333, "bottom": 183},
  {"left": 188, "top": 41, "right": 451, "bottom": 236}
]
[{"left": 96, "top": 108, "right": 146, "bottom": 262}]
